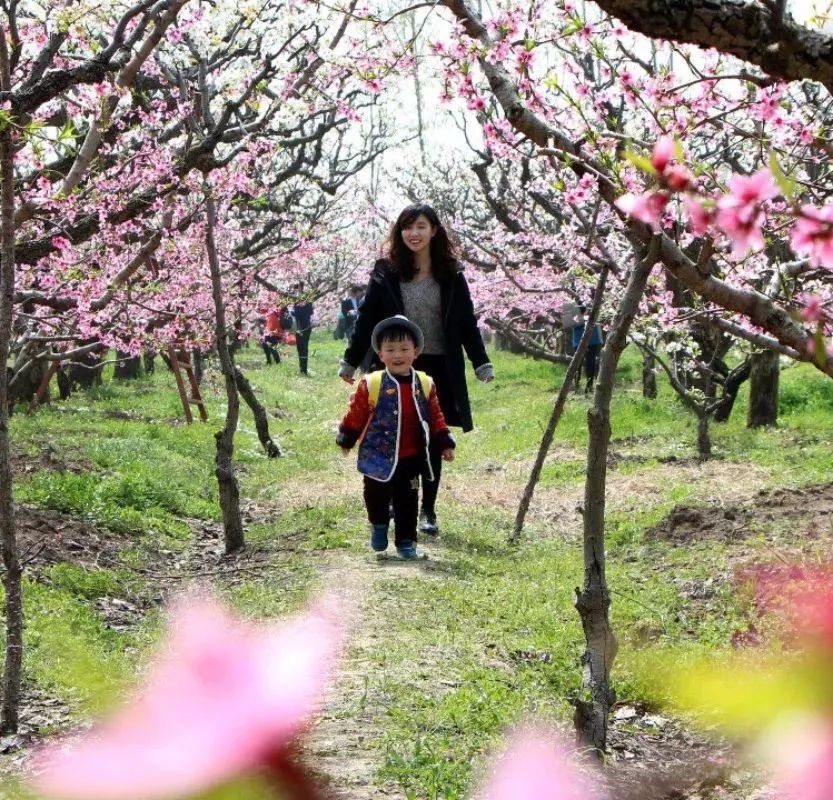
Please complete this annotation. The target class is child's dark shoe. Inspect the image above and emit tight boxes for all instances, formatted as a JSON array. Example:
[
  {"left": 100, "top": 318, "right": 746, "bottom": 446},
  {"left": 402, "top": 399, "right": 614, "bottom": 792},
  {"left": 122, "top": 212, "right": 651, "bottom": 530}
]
[
  {"left": 395, "top": 541, "right": 418, "bottom": 559},
  {"left": 370, "top": 523, "right": 389, "bottom": 552},
  {"left": 418, "top": 511, "right": 439, "bottom": 536}
]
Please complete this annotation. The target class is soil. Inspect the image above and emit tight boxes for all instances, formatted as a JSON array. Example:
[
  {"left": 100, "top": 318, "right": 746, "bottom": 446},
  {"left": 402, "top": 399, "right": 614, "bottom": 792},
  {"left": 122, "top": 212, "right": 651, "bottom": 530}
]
[
  {"left": 15, "top": 506, "right": 131, "bottom": 571},
  {"left": 646, "top": 482, "right": 833, "bottom": 544}
]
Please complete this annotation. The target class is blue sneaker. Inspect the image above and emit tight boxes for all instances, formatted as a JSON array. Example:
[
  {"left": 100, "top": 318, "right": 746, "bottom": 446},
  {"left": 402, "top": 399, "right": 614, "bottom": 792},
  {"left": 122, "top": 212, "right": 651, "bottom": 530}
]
[
  {"left": 370, "top": 523, "right": 389, "bottom": 552},
  {"left": 396, "top": 541, "right": 418, "bottom": 559}
]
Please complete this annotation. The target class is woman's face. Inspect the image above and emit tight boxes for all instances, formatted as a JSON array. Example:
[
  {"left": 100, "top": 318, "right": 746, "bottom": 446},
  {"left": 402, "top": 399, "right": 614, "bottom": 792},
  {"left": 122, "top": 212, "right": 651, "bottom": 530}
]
[{"left": 401, "top": 214, "right": 437, "bottom": 255}]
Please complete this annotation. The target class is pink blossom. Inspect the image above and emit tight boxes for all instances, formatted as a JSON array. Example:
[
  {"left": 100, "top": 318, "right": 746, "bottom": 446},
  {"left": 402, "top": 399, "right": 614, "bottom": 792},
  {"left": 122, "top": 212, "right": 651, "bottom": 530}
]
[
  {"left": 723, "top": 169, "right": 779, "bottom": 206},
  {"left": 478, "top": 729, "right": 602, "bottom": 800},
  {"left": 684, "top": 196, "right": 715, "bottom": 235},
  {"left": 715, "top": 169, "right": 778, "bottom": 256},
  {"left": 760, "top": 714, "right": 833, "bottom": 800},
  {"left": 791, "top": 204, "right": 833, "bottom": 268},
  {"left": 616, "top": 191, "right": 669, "bottom": 229},
  {"left": 800, "top": 294, "right": 825, "bottom": 324},
  {"left": 51, "top": 236, "right": 71, "bottom": 250},
  {"left": 650, "top": 136, "right": 676, "bottom": 173},
  {"left": 783, "top": 723, "right": 833, "bottom": 800},
  {"left": 34, "top": 594, "right": 341, "bottom": 800},
  {"left": 516, "top": 48, "right": 535, "bottom": 69},
  {"left": 664, "top": 164, "right": 692, "bottom": 192},
  {"left": 646, "top": 137, "right": 693, "bottom": 191}
]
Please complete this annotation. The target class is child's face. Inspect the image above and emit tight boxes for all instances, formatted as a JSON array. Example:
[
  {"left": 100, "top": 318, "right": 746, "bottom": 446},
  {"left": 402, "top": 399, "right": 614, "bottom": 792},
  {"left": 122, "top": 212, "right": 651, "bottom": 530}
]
[{"left": 378, "top": 336, "right": 420, "bottom": 375}]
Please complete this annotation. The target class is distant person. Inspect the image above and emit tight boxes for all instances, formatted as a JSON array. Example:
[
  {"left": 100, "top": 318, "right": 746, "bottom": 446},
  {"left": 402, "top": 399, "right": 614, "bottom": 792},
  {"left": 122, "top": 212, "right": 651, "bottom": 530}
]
[
  {"left": 337, "top": 316, "right": 454, "bottom": 559},
  {"left": 339, "top": 203, "right": 493, "bottom": 536},
  {"left": 340, "top": 285, "right": 364, "bottom": 340},
  {"left": 291, "top": 289, "right": 314, "bottom": 376},
  {"left": 572, "top": 305, "right": 604, "bottom": 394},
  {"left": 261, "top": 307, "right": 283, "bottom": 365}
]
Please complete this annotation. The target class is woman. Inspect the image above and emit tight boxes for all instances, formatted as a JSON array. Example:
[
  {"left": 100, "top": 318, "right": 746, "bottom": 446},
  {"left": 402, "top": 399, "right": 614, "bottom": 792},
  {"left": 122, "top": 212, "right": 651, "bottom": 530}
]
[
  {"left": 291, "top": 286, "right": 314, "bottom": 376},
  {"left": 339, "top": 203, "right": 493, "bottom": 535}
]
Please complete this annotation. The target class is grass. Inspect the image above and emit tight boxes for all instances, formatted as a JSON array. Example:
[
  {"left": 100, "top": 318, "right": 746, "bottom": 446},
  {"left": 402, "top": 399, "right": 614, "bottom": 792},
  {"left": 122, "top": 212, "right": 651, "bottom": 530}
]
[{"left": 5, "top": 332, "right": 833, "bottom": 798}]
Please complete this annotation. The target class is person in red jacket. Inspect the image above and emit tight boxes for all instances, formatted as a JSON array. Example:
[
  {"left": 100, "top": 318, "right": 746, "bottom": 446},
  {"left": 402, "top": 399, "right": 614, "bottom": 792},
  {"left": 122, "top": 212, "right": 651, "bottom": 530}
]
[
  {"left": 337, "top": 316, "right": 454, "bottom": 559},
  {"left": 261, "top": 307, "right": 284, "bottom": 365}
]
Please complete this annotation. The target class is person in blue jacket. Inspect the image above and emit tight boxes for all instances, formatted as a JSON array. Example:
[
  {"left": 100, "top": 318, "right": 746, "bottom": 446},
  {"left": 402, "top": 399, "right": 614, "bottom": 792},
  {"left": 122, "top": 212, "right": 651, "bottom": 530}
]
[
  {"left": 572, "top": 305, "right": 604, "bottom": 394},
  {"left": 291, "top": 286, "right": 314, "bottom": 375}
]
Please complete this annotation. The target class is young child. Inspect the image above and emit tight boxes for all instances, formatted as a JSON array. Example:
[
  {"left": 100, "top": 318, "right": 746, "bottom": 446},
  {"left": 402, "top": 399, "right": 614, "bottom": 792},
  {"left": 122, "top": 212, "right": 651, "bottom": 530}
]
[{"left": 336, "top": 315, "right": 455, "bottom": 559}]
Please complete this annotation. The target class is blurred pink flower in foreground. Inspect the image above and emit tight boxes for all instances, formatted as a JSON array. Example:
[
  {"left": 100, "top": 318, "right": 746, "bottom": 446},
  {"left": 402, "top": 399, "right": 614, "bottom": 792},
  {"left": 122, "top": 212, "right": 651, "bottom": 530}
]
[
  {"left": 34, "top": 594, "right": 341, "bottom": 799},
  {"left": 478, "top": 729, "right": 603, "bottom": 800},
  {"left": 791, "top": 204, "right": 833, "bottom": 268},
  {"left": 715, "top": 169, "right": 778, "bottom": 256},
  {"left": 616, "top": 191, "right": 669, "bottom": 229},
  {"left": 761, "top": 713, "right": 833, "bottom": 800},
  {"left": 799, "top": 294, "right": 825, "bottom": 325}
]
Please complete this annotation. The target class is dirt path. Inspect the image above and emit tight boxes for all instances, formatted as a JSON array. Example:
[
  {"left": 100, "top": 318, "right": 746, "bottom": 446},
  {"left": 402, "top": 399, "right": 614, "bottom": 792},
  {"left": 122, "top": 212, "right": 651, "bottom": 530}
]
[{"left": 303, "top": 541, "right": 446, "bottom": 799}]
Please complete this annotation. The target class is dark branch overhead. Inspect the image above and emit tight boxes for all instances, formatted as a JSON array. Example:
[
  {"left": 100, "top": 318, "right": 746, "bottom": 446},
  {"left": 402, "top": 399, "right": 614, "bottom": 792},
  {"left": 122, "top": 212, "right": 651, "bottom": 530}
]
[{"left": 593, "top": 0, "right": 833, "bottom": 92}]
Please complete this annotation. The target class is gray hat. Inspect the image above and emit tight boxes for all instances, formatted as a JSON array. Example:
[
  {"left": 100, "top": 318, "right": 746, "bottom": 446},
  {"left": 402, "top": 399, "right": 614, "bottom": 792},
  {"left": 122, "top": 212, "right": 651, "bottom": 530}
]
[{"left": 370, "top": 315, "right": 424, "bottom": 353}]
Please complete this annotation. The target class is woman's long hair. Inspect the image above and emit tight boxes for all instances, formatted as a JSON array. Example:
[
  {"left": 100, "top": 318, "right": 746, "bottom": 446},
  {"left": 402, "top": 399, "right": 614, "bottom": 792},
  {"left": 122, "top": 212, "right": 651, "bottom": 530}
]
[{"left": 385, "top": 203, "right": 460, "bottom": 282}]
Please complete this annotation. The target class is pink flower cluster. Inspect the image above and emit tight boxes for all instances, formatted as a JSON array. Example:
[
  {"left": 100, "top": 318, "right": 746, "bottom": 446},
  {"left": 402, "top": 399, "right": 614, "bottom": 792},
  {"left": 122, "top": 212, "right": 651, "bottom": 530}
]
[
  {"left": 791, "top": 205, "right": 833, "bottom": 268},
  {"left": 478, "top": 729, "right": 602, "bottom": 800},
  {"left": 616, "top": 136, "right": 693, "bottom": 230},
  {"left": 34, "top": 594, "right": 342, "bottom": 800}
]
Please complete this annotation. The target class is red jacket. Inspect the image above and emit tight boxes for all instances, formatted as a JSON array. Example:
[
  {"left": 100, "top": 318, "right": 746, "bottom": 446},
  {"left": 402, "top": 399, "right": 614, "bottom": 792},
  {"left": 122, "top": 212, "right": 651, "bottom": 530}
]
[{"left": 337, "top": 370, "right": 454, "bottom": 481}]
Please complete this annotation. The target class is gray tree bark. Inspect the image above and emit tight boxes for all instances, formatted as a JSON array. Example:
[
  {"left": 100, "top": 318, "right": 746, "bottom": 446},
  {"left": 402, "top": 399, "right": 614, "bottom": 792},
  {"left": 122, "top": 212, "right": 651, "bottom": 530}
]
[
  {"left": 696, "top": 411, "right": 711, "bottom": 459},
  {"left": 513, "top": 266, "right": 609, "bottom": 542},
  {"left": 113, "top": 352, "right": 142, "bottom": 380},
  {"left": 712, "top": 358, "right": 751, "bottom": 422},
  {"left": 592, "top": 0, "right": 833, "bottom": 92},
  {"left": 575, "top": 241, "right": 657, "bottom": 753},
  {"left": 0, "top": 22, "right": 22, "bottom": 733},
  {"left": 747, "top": 349, "right": 780, "bottom": 428},
  {"left": 234, "top": 366, "right": 281, "bottom": 459},
  {"left": 205, "top": 189, "right": 244, "bottom": 553},
  {"left": 642, "top": 351, "right": 657, "bottom": 399}
]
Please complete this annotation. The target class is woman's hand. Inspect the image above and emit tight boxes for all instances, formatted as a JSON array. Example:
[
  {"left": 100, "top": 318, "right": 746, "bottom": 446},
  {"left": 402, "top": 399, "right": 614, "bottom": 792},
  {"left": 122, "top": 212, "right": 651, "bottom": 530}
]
[
  {"left": 338, "top": 360, "right": 356, "bottom": 384},
  {"left": 475, "top": 363, "right": 495, "bottom": 383},
  {"left": 442, "top": 448, "right": 455, "bottom": 462}
]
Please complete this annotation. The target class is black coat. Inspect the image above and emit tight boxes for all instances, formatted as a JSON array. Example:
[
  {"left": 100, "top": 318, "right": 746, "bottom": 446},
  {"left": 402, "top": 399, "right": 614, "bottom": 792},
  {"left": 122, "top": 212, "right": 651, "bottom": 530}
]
[{"left": 343, "top": 260, "right": 490, "bottom": 432}]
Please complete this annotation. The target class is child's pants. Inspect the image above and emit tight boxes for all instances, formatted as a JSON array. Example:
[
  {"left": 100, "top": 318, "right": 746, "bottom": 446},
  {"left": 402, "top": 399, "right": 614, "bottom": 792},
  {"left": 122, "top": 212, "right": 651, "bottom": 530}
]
[{"left": 363, "top": 457, "right": 422, "bottom": 546}]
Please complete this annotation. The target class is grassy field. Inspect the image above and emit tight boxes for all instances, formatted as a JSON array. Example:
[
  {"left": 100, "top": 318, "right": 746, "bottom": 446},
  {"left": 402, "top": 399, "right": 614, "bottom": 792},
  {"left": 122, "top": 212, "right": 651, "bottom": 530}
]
[{"left": 5, "top": 332, "right": 833, "bottom": 798}]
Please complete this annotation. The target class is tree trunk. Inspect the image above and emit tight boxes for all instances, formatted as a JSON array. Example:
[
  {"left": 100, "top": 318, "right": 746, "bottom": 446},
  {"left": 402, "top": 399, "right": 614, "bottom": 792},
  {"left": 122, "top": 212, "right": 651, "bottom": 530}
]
[
  {"left": 575, "top": 245, "right": 656, "bottom": 754},
  {"left": 747, "top": 349, "right": 780, "bottom": 428},
  {"left": 143, "top": 351, "right": 155, "bottom": 374},
  {"left": 192, "top": 348, "right": 204, "bottom": 385},
  {"left": 205, "top": 189, "right": 244, "bottom": 554},
  {"left": 642, "top": 351, "right": 657, "bottom": 399},
  {"left": 697, "top": 372, "right": 713, "bottom": 459},
  {"left": 410, "top": 13, "right": 426, "bottom": 163},
  {"left": 712, "top": 358, "right": 750, "bottom": 422},
  {"left": 696, "top": 411, "right": 711, "bottom": 459},
  {"left": 234, "top": 366, "right": 281, "bottom": 459},
  {"left": 0, "top": 25, "right": 22, "bottom": 733},
  {"left": 114, "top": 352, "right": 142, "bottom": 380},
  {"left": 513, "top": 267, "right": 609, "bottom": 541}
]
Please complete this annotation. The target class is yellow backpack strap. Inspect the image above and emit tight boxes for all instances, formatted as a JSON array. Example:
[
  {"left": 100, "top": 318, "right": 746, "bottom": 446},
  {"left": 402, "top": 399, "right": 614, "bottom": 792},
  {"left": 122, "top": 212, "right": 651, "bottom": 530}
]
[
  {"left": 367, "top": 370, "right": 384, "bottom": 407},
  {"left": 415, "top": 370, "right": 432, "bottom": 398}
]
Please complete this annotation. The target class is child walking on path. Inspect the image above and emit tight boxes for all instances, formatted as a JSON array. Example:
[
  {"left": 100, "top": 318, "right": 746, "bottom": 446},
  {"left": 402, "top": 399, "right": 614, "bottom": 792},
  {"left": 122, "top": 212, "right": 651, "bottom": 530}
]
[{"left": 336, "top": 316, "right": 455, "bottom": 559}]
